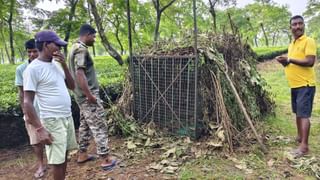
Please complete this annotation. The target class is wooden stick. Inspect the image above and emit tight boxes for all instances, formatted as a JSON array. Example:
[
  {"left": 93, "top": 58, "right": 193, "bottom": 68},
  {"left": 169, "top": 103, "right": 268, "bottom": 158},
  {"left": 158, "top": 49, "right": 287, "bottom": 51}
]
[{"left": 221, "top": 66, "right": 267, "bottom": 153}]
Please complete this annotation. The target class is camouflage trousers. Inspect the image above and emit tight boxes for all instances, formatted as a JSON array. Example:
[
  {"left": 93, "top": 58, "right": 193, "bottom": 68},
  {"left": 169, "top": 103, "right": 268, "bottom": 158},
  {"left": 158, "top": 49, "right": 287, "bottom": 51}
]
[{"left": 78, "top": 98, "right": 109, "bottom": 155}]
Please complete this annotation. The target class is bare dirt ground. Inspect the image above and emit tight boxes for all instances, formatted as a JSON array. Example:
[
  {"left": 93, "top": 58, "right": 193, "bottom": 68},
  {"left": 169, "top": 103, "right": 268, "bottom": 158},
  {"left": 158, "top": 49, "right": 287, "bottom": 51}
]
[{"left": 0, "top": 136, "right": 170, "bottom": 180}]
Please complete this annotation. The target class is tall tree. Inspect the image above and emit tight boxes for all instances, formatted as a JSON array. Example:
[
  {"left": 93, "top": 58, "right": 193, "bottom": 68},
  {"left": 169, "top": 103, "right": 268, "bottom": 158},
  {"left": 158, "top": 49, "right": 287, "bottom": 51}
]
[
  {"left": 88, "top": 0, "right": 123, "bottom": 65},
  {"left": 7, "top": 0, "right": 15, "bottom": 64},
  {"left": 260, "top": 22, "right": 269, "bottom": 46},
  {"left": 242, "top": 2, "right": 290, "bottom": 46},
  {"left": 208, "top": 0, "right": 236, "bottom": 32},
  {"left": 151, "top": 0, "right": 177, "bottom": 42},
  {"left": 304, "top": 0, "right": 320, "bottom": 41},
  {"left": 101, "top": 0, "right": 128, "bottom": 55},
  {"left": 63, "top": 0, "right": 79, "bottom": 56}
]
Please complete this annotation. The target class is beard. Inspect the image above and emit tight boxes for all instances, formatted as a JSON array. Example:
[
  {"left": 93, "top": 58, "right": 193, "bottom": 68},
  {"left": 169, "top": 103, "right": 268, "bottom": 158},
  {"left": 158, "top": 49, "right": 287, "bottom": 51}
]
[
  {"left": 87, "top": 41, "right": 94, "bottom": 46},
  {"left": 293, "top": 28, "right": 304, "bottom": 37}
]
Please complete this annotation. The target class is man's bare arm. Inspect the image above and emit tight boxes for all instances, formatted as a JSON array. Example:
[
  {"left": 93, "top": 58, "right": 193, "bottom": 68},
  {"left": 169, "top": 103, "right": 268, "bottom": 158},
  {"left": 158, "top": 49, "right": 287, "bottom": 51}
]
[
  {"left": 24, "top": 91, "right": 53, "bottom": 145},
  {"left": 23, "top": 91, "right": 41, "bottom": 128},
  {"left": 18, "top": 86, "right": 24, "bottom": 113},
  {"left": 76, "top": 68, "right": 96, "bottom": 103},
  {"left": 289, "top": 55, "right": 316, "bottom": 67}
]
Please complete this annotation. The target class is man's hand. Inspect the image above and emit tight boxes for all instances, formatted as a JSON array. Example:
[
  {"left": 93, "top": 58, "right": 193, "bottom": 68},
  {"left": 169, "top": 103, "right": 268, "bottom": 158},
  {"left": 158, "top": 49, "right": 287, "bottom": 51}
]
[
  {"left": 53, "top": 51, "right": 67, "bottom": 66},
  {"left": 87, "top": 94, "right": 97, "bottom": 104},
  {"left": 276, "top": 56, "right": 290, "bottom": 67},
  {"left": 37, "top": 127, "right": 53, "bottom": 145}
]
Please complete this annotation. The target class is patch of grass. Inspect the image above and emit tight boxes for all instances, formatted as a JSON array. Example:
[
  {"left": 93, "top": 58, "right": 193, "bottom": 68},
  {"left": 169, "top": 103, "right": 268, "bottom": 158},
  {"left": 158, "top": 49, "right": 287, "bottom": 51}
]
[
  {"left": 0, "top": 149, "right": 35, "bottom": 169},
  {"left": 179, "top": 156, "right": 245, "bottom": 179},
  {"left": 259, "top": 64, "right": 290, "bottom": 105}
]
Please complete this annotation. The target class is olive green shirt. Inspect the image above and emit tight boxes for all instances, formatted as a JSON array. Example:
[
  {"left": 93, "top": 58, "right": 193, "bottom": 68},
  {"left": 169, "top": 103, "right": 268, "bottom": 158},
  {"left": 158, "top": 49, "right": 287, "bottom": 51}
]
[{"left": 68, "top": 41, "right": 99, "bottom": 104}]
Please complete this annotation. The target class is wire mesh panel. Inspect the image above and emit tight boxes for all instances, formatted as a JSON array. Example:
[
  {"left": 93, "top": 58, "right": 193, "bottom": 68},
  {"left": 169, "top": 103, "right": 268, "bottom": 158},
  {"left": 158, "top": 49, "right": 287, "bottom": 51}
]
[{"left": 131, "top": 55, "right": 202, "bottom": 138}]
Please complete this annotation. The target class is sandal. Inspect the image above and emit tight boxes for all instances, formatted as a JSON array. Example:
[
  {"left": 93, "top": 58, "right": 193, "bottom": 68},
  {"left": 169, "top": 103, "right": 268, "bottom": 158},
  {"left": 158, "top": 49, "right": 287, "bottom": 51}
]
[
  {"left": 101, "top": 159, "right": 117, "bottom": 171},
  {"left": 34, "top": 166, "right": 47, "bottom": 179},
  {"left": 290, "top": 149, "right": 308, "bottom": 158},
  {"left": 77, "top": 154, "right": 97, "bottom": 164}
]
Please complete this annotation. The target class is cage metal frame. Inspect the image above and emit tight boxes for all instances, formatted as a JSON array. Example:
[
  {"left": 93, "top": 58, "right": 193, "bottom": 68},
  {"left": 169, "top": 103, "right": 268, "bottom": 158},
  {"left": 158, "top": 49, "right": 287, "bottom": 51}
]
[{"left": 126, "top": 0, "right": 200, "bottom": 138}]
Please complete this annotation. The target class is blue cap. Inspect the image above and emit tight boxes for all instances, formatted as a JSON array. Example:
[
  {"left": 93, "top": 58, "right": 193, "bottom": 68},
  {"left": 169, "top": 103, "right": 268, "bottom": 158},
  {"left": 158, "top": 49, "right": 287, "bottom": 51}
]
[{"left": 35, "top": 30, "right": 67, "bottom": 46}]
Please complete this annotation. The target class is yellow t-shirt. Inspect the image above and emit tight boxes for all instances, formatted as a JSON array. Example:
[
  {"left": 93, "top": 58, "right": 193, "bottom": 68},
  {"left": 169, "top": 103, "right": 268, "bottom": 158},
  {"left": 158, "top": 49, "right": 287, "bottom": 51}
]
[{"left": 285, "top": 35, "right": 317, "bottom": 88}]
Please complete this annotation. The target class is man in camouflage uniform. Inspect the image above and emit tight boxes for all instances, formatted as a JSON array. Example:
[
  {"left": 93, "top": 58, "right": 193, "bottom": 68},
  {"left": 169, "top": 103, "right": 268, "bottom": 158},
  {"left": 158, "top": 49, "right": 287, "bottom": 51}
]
[{"left": 68, "top": 24, "right": 116, "bottom": 170}]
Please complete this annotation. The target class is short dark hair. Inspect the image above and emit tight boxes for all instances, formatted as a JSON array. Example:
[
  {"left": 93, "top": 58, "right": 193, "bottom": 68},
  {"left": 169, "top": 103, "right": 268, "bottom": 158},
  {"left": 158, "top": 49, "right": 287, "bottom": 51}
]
[
  {"left": 290, "top": 15, "right": 304, "bottom": 24},
  {"left": 79, "top": 24, "right": 96, "bottom": 36},
  {"left": 25, "top": 39, "right": 36, "bottom": 49}
]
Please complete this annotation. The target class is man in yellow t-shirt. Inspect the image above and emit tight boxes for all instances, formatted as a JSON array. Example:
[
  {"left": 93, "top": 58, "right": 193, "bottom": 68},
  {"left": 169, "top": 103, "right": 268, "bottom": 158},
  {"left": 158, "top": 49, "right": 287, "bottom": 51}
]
[{"left": 276, "top": 15, "right": 317, "bottom": 157}]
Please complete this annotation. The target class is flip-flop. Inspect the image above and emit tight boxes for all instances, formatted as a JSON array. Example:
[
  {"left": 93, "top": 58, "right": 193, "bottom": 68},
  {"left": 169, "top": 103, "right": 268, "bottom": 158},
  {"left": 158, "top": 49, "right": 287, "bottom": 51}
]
[
  {"left": 34, "top": 167, "right": 46, "bottom": 179},
  {"left": 101, "top": 159, "right": 117, "bottom": 171},
  {"left": 77, "top": 154, "right": 96, "bottom": 164},
  {"left": 290, "top": 149, "right": 308, "bottom": 158}
]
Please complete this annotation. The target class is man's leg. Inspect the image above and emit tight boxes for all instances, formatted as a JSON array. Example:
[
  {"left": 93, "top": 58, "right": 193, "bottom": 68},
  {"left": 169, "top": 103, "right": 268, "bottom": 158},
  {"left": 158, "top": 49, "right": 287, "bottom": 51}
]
[
  {"left": 296, "top": 117, "right": 302, "bottom": 143},
  {"left": 52, "top": 161, "right": 67, "bottom": 180},
  {"left": 33, "top": 143, "right": 46, "bottom": 176},
  {"left": 295, "top": 86, "right": 314, "bottom": 154},
  {"left": 81, "top": 100, "right": 115, "bottom": 167},
  {"left": 78, "top": 110, "right": 92, "bottom": 161},
  {"left": 298, "top": 117, "right": 310, "bottom": 153},
  {"left": 25, "top": 122, "right": 46, "bottom": 178},
  {"left": 291, "top": 88, "right": 301, "bottom": 143},
  {"left": 62, "top": 152, "right": 68, "bottom": 178}
]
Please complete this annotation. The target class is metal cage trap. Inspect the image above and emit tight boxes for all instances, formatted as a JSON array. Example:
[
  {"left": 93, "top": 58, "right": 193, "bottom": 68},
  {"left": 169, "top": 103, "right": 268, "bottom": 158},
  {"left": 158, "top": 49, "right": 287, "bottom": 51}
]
[{"left": 126, "top": 0, "right": 203, "bottom": 138}]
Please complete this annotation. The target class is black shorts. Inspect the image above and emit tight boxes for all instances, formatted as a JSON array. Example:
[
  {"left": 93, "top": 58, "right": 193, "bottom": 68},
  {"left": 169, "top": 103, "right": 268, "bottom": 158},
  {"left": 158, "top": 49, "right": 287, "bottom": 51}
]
[{"left": 291, "top": 86, "right": 315, "bottom": 118}]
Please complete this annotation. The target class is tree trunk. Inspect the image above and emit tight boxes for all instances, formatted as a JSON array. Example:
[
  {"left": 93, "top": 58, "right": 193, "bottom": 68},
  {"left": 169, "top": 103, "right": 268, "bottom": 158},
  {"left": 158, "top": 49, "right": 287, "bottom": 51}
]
[
  {"left": 254, "top": 35, "right": 258, "bottom": 47},
  {"left": 115, "top": 26, "right": 124, "bottom": 55},
  {"left": 260, "top": 23, "right": 269, "bottom": 47},
  {"left": 272, "top": 32, "right": 278, "bottom": 46},
  {"left": 227, "top": 13, "right": 235, "bottom": 35},
  {"left": 18, "top": 48, "right": 25, "bottom": 62},
  {"left": 115, "top": 16, "right": 124, "bottom": 55},
  {"left": 63, "top": 0, "right": 79, "bottom": 56},
  {"left": 154, "top": 13, "right": 161, "bottom": 42},
  {"left": 106, "top": 15, "right": 124, "bottom": 55},
  {"left": 208, "top": 0, "right": 217, "bottom": 33},
  {"left": 1, "top": 29, "right": 10, "bottom": 63},
  {"left": 87, "top": 1, "right": 96, "bottom": 57},
  {"left": 88, "top": 0, "right": 123, "bottom": 64},
  {"left": 152, "top": 0, "right": 176, "bottom": 42},
  {"left": 1, "top": 48, "right": 4, "bottom": 64},
  {"left": 8, "top": 0, "right": 15, "bottom": 64},
  {"left": 287, "top": 33, "right": 292, "bottom": 43}
]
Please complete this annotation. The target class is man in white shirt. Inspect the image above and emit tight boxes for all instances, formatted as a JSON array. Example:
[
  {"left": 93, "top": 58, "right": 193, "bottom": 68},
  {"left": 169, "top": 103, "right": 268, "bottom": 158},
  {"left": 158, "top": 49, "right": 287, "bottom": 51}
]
[{"left": 23, "top": 30, "right": 77, "bottom": 180}]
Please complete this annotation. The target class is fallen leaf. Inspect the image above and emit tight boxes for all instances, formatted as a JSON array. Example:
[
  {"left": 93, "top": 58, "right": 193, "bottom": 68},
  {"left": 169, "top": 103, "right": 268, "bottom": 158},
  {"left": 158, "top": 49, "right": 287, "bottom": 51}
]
[
  {"left": 207, "top": 141, "right": 223, "bottom": 147},
  {"left": 149, "top": 163, "right": 163, "bottom": 170},
  {"left": 267, "top": 159, "right": 275, "bottom": 167},
  {"left": 183, "top": 137, "right": 192, "bottom": 144},
  {"left": 162, "top": 147, "right": 177, "bottom": 159},
  {"left": 127, "top": 140, "right": 137, "bottom": 149},
  {"left": 144, "top": 138, "right": 151, "bottom": 147},
  {"left": 217, "top": 129, "right": 225, "bottom": 142},
  {"left": 235, "top": 164, "right": 247, "bottom": 170},
  {"left": 161, "top": 166, "right": 179, "bottom": 174},
  {"left": 160, "top": 159, "right": 170, "bottom": 165},
  {"left": 208, "top": 123, "right": 219, "bottom": 130}
]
